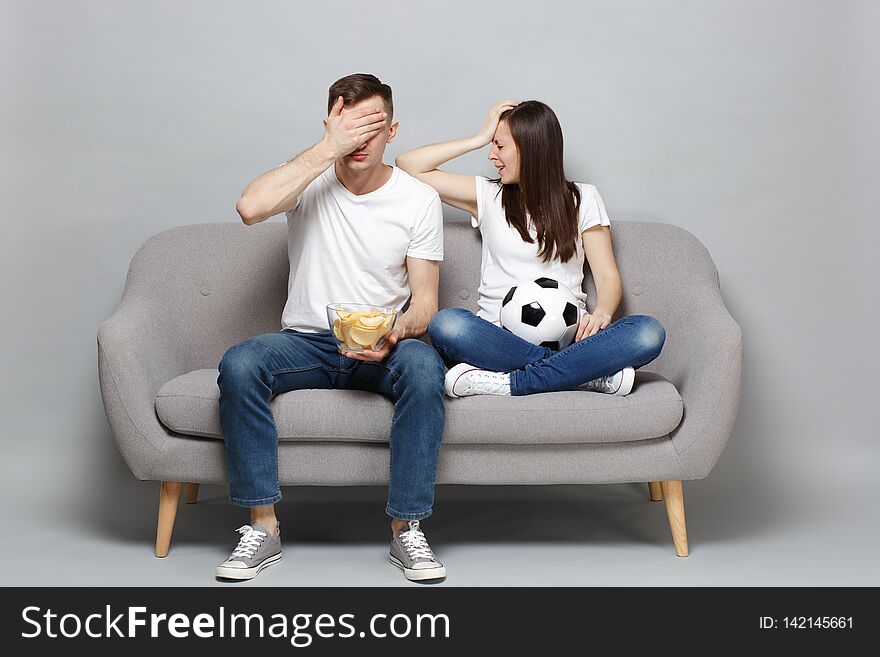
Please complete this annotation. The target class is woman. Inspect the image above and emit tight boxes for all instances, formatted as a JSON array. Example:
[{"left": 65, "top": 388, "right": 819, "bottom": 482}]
[{"left": 396, "top": 100, "right": 665, "bottom": 397}]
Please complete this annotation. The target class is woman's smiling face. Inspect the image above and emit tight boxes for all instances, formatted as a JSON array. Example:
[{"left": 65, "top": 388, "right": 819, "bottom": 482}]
[{"left": 488, "top": 120, "right": 520, "bottom": 184}]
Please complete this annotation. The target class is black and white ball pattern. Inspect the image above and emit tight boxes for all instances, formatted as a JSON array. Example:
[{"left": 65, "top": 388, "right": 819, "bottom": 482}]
[{"left": 499, "top": 277, "right": 584, "bottom": 350}]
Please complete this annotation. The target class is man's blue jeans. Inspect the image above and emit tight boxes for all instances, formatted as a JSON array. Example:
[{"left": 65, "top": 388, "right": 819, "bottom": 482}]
[
  {"left": 428, "top": 308, "right": 666, "bottom": 394},
  {"left": 217, "top": 329, "right": 446, "bottom": 521}
]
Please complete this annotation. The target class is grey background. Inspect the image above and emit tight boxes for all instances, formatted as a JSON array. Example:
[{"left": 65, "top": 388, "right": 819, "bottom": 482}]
[{"left": 2, "top": 0, "right": 877, "bottom": 585}]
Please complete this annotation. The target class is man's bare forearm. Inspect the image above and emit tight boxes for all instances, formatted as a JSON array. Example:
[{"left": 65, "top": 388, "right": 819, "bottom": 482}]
[
  {"left": 394, "top": 301, "right": 437, "bottom": 340},
  {"left": 237, "top": 99, "right": 388, "bottom": 225},
  {"left": 236, "top": 139, "right": 337, "bottom": 225}
]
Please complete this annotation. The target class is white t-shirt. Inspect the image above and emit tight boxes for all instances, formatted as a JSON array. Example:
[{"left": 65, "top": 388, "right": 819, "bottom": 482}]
[
  {"left": 281, "top": 165, "right": 443, "bottom": 332},
  {"left": 471, "top": 176, "right": 611, "bottom": 325}
]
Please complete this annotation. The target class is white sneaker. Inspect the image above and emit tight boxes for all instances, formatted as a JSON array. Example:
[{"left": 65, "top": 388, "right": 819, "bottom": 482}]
[
  {"left": 444, "top": 363, "right": 511, "bottom": 398},
  {"left": 579, "top": 367, "right": 635, "bottom": 396}
]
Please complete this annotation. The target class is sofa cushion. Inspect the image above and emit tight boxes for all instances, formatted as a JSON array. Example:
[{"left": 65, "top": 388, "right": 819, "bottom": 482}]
[{"left": 155, "top": 368, "right": 683, "bottom": 445}]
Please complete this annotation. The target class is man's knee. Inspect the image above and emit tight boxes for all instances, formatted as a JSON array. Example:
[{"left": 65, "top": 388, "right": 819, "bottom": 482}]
[
  {"left": 393, "top": 340, "right": 445, "bottom": 388},
  {"left": 218, "top": 340, "right": 266, "bottom": 389}
]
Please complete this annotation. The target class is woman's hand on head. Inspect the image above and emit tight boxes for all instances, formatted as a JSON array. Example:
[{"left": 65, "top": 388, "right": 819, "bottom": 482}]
[
  {"left": 476, "top": 100, "right": 518, "bottom": 145},
  {"left": 575, "top": 311, "right": 612, "bottom": 341}
]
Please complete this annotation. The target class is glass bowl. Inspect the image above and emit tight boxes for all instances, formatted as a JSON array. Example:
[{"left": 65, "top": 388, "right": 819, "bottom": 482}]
[{"left": 326, "top": 303, "right": 397, "bottom": 353}]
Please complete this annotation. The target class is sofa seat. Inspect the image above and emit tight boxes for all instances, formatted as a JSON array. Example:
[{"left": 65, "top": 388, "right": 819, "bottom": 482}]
[{"left": 155, "top": 368, "right": 683, "bottom": 445}]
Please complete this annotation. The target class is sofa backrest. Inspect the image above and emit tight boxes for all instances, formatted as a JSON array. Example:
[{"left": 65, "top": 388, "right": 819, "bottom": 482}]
[
  {"left": 120, "top": 219, "right": 720, "bottom": 373},
  {"left": 439, "top": 221, "right": 716, "bottom": 317}
]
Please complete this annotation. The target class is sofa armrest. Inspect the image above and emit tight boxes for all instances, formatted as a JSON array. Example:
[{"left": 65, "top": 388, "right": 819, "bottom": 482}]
[
  {"left": 97, "top": 300, "right": 188, "bottom": 480},
  {"left": 652, "top": 283, "right": 743, "bottom": 479}
]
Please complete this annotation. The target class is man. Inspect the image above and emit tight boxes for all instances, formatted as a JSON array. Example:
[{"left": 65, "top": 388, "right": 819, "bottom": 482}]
[{"left": 216, "top": 74, "right": 447, "bottom": 582}]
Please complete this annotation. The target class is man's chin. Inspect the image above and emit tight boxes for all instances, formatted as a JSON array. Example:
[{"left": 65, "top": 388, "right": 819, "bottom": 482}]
[{"left": 339, "top": 157, "right": 378, "bottom": 172}]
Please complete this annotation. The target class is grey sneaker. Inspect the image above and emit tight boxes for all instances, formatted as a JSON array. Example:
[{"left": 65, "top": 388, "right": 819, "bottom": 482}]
[
  {"left": 579, "top": 366, "right": 635, "bottom": 395},
  {"left": 215, "top": 523, "right": 282, "bottom": 580},
  {"left": 390, "top": 521, "right": 446, "bottom": 581}
]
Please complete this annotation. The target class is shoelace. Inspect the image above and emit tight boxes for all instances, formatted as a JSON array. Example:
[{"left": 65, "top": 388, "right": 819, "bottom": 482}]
[
  {"left": 588, "top": 375, "right": 614, "bottom": 391},
  {"left": 584, "top": 372, "right": 619, "bottom": 392},
  {"left": 399, "top": 521, "right": 437, "bottom": 561},
  {"left": 462, "top": 371, "right": 510, "bottom": 395},
  {"left": 230, "top": 525, "right": 266, "bottom": 559}
]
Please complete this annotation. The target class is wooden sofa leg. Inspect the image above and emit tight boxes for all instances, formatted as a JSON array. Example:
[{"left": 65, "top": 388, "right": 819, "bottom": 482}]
[
  {"left": 185, "top": 483, "right": 199, "bottom": 504},
  {"left": 156, "top": 481, "right": 183, "bottom": 558},
  {"left": 648, "top": 481, "right": 663, "bottom": 502},
  {"left": 660, "top": 480, "right": 689, "bottom": 557}
]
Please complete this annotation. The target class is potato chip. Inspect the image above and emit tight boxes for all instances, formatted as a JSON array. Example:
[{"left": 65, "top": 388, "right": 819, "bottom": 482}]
[
  {"left": 330, "top": 305, "right": 396, "bottom": 351},
  {"left": 357, "top": 315, "right": 386, "bottom": 328},
  {"left": 348, "top": 326, "right": 379, "bottom": 347}
]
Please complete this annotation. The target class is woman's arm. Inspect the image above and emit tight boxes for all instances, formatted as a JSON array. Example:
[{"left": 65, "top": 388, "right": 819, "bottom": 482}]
[
  {"left": 576, "top": 225, "right": 624, "bottom": 340},
  {"left": 396, "top": 100, "right": 517, "bottom": 217},
  {"left": 396, "top": 137, "right": 481, "bottom": 216}
]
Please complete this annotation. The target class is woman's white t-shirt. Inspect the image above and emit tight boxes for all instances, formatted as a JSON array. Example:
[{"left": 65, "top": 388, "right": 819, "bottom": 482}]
[{"left": 471, "top": 176, "right": 611, "bottom": 325}]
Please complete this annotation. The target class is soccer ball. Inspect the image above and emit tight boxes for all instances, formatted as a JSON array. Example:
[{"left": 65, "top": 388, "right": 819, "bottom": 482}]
[{"left": 499, "top": 277, "right": 584, "bottom": 350}]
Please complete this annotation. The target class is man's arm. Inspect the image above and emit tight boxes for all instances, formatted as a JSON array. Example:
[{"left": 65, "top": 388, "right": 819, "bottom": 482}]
[
  {"left": 340, "top": 257, "right": 440, "bottom": 362},
  {"left": 235, "top": 143, "right": 335, "bottom": 225},
  {"left": 395, "top": 257, "right": 440, "bottom": 339},
  {"left": 235, "top": 96, "right": 388, "bottom": 225}
]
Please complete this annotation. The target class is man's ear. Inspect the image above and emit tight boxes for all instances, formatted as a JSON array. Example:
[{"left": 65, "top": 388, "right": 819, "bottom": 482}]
[{"left": 386, "top": 120, "right": 400, "bottom": 143}]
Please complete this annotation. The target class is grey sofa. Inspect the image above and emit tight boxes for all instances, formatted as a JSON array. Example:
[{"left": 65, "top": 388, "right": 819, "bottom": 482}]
[{"left": 97, "top": 220, "right": 742, "bottom": 559}]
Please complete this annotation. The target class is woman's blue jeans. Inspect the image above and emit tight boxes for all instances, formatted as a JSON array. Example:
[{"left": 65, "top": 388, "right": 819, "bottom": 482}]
[
  {"left": 217, "top": 329, "right": 446, "bottom": 521},
  {"left": 428, "top": 308, "right": 666, "bottom": 394}
]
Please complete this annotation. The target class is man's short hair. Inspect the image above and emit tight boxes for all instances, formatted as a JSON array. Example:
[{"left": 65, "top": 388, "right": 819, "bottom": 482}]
[{"left": 327, "top": 73, "right": 393, "bottom": 118}]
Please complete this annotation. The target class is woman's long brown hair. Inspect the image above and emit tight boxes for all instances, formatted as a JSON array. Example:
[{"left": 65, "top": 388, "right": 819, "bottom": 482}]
[{"left": 492, "top": 100, "right": 581, "bottom": 263}]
